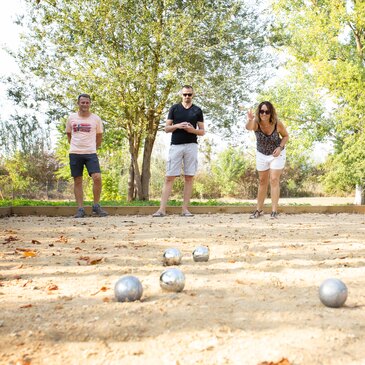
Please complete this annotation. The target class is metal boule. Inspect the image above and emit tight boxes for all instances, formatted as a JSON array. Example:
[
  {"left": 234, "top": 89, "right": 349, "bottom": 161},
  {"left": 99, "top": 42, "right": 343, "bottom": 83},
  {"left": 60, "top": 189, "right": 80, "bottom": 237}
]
[
  {"left": 162, "top": 248, "right": 182, "bottom": 266},
  {"left": 319, "top": 278, "right": 348, "bottom": 308},
  {"left": 192, "top": 245, "right": 209, "bottom": 262},
  {"left": 159, "top": 268, "right": 185, "bottom": 292},
  {"left": 114, "top": 275, "right": 143, "bottom": 302}
]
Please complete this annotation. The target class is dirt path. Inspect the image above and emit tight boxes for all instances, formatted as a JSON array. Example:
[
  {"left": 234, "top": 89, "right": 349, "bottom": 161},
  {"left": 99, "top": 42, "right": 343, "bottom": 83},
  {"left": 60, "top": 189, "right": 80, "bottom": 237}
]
[{"left": 1, "top": 212, "right": 365, "bottom": 365}]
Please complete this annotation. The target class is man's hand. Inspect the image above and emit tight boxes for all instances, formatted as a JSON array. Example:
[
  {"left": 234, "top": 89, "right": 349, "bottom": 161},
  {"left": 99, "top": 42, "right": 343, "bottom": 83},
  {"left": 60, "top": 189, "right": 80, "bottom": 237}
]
[
  {"left": 182, "top": 122, "right": 195, "bottom": 133},
  {"left": 177, "top": 122, "right": 192, "bottom": 129}
]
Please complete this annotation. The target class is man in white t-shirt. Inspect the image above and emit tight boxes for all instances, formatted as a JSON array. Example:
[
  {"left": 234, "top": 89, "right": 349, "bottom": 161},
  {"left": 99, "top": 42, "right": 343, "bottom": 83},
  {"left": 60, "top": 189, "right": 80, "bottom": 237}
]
[{"left": 66, "top": 94, "right": 108, "bottom": 218}]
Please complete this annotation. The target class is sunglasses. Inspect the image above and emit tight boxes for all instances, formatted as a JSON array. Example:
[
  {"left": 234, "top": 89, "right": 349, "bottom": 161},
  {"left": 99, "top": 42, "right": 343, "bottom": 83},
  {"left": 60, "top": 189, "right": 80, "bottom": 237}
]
[
  {"left": 183, "top": 93, "right": 193, "bottom": 97},
  {"left": 259, "top": 110, "right": 270, "bottom": 115}
]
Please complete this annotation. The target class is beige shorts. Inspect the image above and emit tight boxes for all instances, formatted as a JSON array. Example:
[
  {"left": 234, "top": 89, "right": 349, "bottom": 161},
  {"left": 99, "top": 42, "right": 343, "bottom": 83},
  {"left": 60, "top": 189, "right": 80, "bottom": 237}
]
[
  {"left": 166, "top": 143, "right": 198, "bottom": 176},
  {"left": 256, "top": 150, "right": 286, "bottom": 171}
]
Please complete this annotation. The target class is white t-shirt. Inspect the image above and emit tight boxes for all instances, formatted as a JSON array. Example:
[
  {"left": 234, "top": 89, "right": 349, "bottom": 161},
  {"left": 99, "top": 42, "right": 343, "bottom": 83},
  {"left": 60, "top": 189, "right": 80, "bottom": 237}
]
[{"left": 66, "top": 113, "right": 103, "bottom": 154}]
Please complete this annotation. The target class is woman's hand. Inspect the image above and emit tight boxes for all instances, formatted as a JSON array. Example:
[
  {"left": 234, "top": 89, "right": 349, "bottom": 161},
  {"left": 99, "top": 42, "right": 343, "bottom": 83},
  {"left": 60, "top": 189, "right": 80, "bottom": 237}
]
[
  {"left": 247, "top": 109, "right": 254, "bottom": 122},
  {"left": 273, "top": 147, "right": 282, "bottom": 157},
  {"left": 246, "top": 109, "right": 257, "bottom": 131}
]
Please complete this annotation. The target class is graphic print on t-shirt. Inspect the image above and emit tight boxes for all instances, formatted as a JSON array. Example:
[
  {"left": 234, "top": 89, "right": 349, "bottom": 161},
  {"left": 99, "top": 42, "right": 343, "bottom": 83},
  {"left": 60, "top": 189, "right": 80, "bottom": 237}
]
[{"left": 72, "top": 123, "right": 92, "bottom": 133}]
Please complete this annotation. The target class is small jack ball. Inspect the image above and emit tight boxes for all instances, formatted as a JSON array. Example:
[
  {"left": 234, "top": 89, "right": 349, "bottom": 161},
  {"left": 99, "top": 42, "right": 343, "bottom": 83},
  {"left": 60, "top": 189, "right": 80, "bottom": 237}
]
[
  {"left": 114, "top": 276, "right": 143, "bottom": 302},
  {"left": 319, "top": 278, "right": 348, "bottom": 308}
]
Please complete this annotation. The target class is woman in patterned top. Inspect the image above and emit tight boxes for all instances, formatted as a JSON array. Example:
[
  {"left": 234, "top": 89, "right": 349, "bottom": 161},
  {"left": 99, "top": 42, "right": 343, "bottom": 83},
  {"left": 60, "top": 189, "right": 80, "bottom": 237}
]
[{"left": 246, "top": 101, "right": 289, "bottom": 219}]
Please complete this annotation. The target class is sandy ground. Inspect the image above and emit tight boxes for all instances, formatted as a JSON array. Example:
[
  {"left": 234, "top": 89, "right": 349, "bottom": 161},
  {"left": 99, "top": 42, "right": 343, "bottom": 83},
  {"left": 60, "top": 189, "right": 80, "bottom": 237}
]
[{"left": 1, "top": 211, "right": 365, "bottom": 365}]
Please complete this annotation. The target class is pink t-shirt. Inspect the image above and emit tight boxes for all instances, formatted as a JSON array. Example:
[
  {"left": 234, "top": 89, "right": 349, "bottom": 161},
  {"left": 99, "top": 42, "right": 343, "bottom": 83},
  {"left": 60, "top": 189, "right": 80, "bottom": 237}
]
[{"left": 66, "top": 113, "right": 103, "bottom": 154}]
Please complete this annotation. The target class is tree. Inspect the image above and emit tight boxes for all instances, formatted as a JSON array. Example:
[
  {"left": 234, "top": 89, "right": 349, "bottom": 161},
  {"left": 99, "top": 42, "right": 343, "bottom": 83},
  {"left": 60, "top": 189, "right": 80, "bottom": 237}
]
[
  {"left": 271, "top": 0, "right": 365, "bottom": 193},
  {"left": 0, "top": 149, "right": 64, "bottom": 199},
  {"left": 10, "top": 0, "right": 270, "bottom": 200},
  {"left": 0, "top": 80, "right": 51, "bottom": 156},
  {"left": 259, "top": 65, "right": 335, "bottom": 165},
  {"left": 211, "top": 146, "right": 251, "bottom": 196}
]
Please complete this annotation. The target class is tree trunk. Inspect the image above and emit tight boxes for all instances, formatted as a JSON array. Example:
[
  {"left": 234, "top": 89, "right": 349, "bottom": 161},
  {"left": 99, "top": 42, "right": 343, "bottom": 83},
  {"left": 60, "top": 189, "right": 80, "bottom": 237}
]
[
  {"left": 127, "top": 156, "right": 135, "bottom": 202},
  {"left": 133, "top": 155, "right": 143, "bottom": 200},
  {"left": 127, "top": 136, "right": 144, "bottom": 201},
  {"left": 141, "top": 117, "right": 160, "bottom": 200},
  {"left": 140, "top": 139, "right": 153, "bottom": 200}
]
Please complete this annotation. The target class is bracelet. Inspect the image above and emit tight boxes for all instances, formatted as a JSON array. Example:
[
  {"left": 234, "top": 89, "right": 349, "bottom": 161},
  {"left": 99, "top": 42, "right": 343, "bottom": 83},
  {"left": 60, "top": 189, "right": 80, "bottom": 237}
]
[{"left": 279, "top": 145, "right": 284, "bottom": 150}]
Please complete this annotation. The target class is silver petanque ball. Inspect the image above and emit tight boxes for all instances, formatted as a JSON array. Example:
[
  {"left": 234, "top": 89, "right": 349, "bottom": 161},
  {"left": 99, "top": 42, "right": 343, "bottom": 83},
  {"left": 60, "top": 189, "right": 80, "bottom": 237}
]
[
  {"left": 114, "top": 276, "right": 143, "bottom": 302},
  {"left": 162, "top": 248, "right": 182, "bottom": 266},
  {"left": 192, "top": 246, "right": 210, "bottom": 262},
  {"left": 319, "top": 278, "right": 348, "bottom": 308},
  {"left": 160, "top": 268, "right": 185, "bottom": 292}
]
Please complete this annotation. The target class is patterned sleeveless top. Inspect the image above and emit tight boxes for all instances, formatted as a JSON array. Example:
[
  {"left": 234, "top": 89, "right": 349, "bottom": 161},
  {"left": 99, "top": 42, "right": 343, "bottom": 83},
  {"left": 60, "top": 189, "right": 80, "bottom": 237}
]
[{"left": 255, "top": 122, "right": 282, "bottom": 156}]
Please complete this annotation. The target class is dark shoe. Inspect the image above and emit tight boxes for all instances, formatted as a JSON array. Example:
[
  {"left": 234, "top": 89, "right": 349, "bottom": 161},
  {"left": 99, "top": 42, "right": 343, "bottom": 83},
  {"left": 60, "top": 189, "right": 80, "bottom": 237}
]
[
  {"left": 74, "top": 207, "right": 85, "bottom": 218},
  {"left": 270, "top": 211, "right": 279, "bottom": 219},
  {"left": 92, "top": 204, "right": 108, "bottom": 217},
  {"left": 249, "top": 210, "right": 263, "bottom": 219}
]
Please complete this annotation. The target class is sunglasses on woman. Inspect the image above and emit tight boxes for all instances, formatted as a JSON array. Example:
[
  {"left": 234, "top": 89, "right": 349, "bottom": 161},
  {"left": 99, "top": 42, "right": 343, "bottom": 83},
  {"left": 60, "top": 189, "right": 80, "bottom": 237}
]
[{"left": 259, "top": 110, "right": 270, "bottom": 115}]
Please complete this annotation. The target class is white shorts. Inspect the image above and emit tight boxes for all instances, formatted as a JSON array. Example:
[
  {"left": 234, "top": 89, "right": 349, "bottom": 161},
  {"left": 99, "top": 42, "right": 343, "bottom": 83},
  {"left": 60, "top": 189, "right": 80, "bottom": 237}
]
[
  {"left": 256, "top": 150, "right": 286, "bottom": 171},
  {"left": 166, "top": 143, "right": 198, "bottom": 176}
]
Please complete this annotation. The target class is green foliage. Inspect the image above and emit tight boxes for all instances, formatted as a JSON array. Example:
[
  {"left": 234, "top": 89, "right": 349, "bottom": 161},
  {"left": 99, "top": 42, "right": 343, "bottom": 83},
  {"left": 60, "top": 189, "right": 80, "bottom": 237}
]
[
  {"left": 0, "top": 150, "right": 67, "bottom": 199},
  {"left": 8, "top": 0, "right": 270, "bottom": 200},
  {"left": 260, "top": 66, "right": 335, "bottom": 165},
  {"left": 321, "top": 131, "right": 365, "bottom": 194},
  {"left": 0, "top": 198, "right": 254, "bottom": 208},
  {"left": 0, "top": 152, "right": 33, "bottom": 198},
  {"left": 271, "top": 0, "right": 365, "bottom": 191},
  {"left": 98, "top": 148, "right": 130, "bottom": 200},
  {"left": 211, "top": 146, "right": 250, "bottom": 196}
]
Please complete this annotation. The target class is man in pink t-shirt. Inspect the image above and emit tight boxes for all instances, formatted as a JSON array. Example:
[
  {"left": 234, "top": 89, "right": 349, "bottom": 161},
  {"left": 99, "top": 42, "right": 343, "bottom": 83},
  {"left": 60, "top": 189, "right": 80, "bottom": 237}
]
[{"left": 66, "top": 94, "right": 108, "bottom": 218}]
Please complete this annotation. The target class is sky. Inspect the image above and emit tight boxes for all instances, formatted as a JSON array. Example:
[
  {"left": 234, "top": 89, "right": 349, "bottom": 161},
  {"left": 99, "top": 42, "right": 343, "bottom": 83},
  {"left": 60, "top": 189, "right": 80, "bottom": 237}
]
[
  {"left": 0, "top": 0, "right": 22, "bottom": 116},
  {"left": 0, "top": 0, "right": 22, "bottom": 73},
  {"left": 0, "top": 0, "right": 330, "bottom": 162}
]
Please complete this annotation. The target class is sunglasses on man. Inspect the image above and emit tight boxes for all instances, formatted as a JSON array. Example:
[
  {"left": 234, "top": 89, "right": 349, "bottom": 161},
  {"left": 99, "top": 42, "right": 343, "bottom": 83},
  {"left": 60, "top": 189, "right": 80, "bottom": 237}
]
[{"left": 183, "top": 93, "right": 193, "bottom": 97}]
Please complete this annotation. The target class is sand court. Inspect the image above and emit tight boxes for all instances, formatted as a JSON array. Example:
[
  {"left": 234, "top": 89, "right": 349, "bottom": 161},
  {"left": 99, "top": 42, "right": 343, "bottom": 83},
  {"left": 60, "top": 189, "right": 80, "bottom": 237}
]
[{"left": 1, "top": 212, "right": 365, "bottom": 364}]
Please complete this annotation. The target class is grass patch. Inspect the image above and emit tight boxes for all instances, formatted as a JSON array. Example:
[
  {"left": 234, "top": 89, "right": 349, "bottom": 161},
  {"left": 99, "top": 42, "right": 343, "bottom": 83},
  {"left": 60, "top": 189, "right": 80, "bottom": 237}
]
[{"left": 0, "top": 199, "right": 255, "bottom": 208}]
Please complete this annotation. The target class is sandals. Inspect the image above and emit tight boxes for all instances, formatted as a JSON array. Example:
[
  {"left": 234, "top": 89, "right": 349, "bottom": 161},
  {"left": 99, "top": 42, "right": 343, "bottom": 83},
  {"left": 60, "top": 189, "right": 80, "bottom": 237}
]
[
  {"left": 152, "top": 211, "right": 166, "bottom": 217},
  {"left": 181, "top": 211, "right": 194, "bottom": 217},
  {"left": 249, "top": 210, "right": 263, "bottom": 219},
  {"left": 270, "top": 211, "right": 279, "bottom": 219}
]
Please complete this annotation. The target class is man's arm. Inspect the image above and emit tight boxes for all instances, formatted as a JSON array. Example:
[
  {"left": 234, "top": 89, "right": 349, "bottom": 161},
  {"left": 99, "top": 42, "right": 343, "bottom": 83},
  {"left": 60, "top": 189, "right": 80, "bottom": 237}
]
[
  {"left": 96, "top": 133, "right": 103, "bottom": 149},
  {"left": 185, "top": 121, "right": 205, "bottom": 136},
  {"left": 165, "top": 119, "right": 193, "bottom": 133},
  {"left": 67, "top": 133, "right": 71, "bottom": 144}
]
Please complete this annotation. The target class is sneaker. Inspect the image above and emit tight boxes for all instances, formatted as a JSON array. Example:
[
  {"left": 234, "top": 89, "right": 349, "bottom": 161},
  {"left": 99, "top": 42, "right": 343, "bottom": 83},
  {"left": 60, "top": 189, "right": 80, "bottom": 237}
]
[
  {"left": 92, "top": 203, "right": 108, "bottom": 217},
  {"left": 249, "top": 210, "right": 263, "bottom": 219},
  {"left": 74, "top": 207, "right": 85, "bottom": 218},
  {"left": 270, "top": 211, "right": 279, "bottom": 219}
]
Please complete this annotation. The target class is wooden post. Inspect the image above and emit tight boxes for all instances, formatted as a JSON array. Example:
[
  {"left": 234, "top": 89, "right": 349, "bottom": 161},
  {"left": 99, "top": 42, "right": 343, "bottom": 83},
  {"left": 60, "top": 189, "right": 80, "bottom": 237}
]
[{"left": 354, "top": 184, "right": 365, "bottom": 205}]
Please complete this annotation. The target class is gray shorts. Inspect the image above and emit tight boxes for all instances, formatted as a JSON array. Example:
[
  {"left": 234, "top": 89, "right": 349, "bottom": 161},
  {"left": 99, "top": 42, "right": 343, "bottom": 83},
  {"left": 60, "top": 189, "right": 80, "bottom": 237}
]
[{"left": 166, "top": 143, "right": 198, "bottom": 176}]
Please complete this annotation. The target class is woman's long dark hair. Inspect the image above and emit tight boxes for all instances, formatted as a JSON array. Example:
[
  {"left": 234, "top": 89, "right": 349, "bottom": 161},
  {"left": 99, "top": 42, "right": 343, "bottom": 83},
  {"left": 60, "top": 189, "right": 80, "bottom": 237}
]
[{"left": 255, "top": 101, "right": 278, "bottom": 125}]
